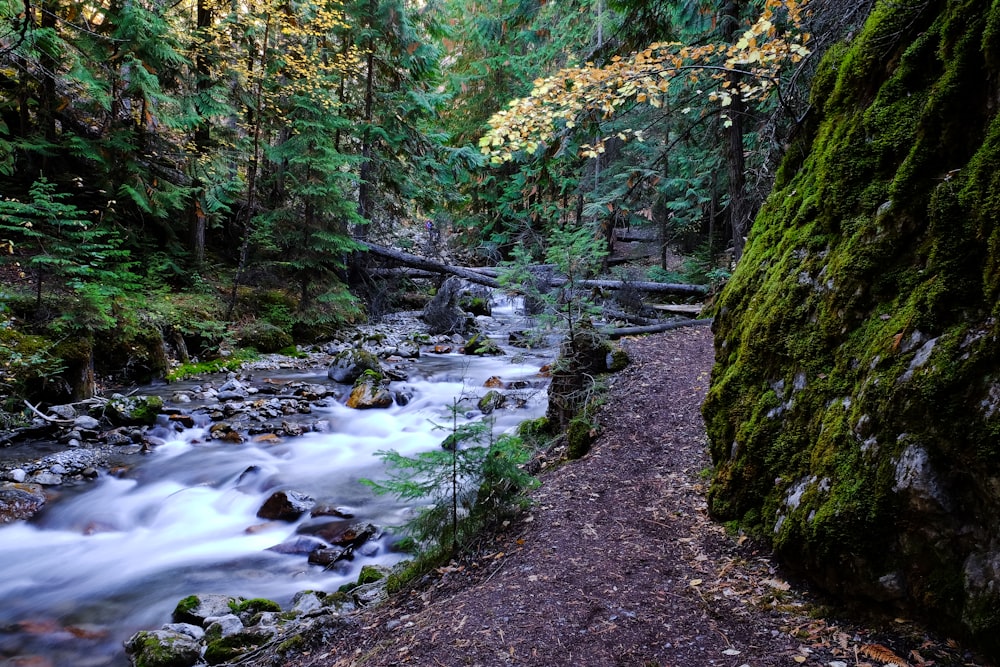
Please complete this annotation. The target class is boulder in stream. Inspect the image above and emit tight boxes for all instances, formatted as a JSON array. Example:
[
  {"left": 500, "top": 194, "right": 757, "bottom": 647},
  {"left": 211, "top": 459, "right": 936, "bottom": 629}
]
[
  {"left": 346, "top": 373, "right": 393, "bottom": 409},
  {"left": 422, "top": 276, "right": 475, "bottom": 335},
  {"left": 256, "top": 489, "right": 315, "bottom": 521},
  {"left": 327, "top": 348, "right": 381, "bottom": 384},
  {"left": 106, "top": 394, "right": 164, "bottom": 426}
]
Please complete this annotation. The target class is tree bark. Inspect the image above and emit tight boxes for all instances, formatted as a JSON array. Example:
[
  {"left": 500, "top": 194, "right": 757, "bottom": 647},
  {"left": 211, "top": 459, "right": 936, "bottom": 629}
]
[{"left": 721, "top": 0, "right": 750, "bottom": 261}]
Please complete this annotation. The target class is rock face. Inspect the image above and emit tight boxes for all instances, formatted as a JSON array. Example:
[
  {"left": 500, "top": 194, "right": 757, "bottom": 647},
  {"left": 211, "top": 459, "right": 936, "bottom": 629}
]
[{"left": 704, "top": 1, "right": 1000, "bottom": 655}]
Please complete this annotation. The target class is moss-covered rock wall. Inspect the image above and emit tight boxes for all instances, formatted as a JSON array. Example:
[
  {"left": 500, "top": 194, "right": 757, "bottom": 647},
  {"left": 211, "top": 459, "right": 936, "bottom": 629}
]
[{"left": 703, "top": 0, "right": 1000, "bottom": 654}]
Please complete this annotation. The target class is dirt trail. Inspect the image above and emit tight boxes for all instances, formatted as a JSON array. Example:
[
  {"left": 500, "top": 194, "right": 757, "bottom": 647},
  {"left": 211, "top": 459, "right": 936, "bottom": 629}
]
[{"left": 283, "top": 326, "right": 985, "bottom": 667}]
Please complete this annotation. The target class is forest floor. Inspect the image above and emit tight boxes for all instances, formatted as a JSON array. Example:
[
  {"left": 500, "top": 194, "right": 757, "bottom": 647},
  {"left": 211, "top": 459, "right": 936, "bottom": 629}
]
[{"left": 278, "top": 325, "right": 991, "bottom": 667}]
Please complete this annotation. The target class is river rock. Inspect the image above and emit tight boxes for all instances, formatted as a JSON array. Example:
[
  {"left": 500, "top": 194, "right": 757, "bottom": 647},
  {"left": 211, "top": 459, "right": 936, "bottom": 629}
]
[
  {"left": 394, "top": 341, "right": 421, "bottom": 358},
  {"left": 0, "top": 482, "right": 46, "bottom": 522},
  {"left": 257, "top": 489, "right": 315, "bottom": 521},
  {"left": 107, "top": 394, "right": 164, "bottom": 425},
  {"left": 7, "top": 468, "right": 27, "bottom": 483},
  {"left": 172, "top": 593, "right": 238, "bottom": 626},
  {"left": 74, "top": 415, "right": 101, "bottom": 431},
  {"left": 205, "top": 613, "right": 243, "bottom": 638},
  {"left": 48, "top": 403, "right": 77, "bottom": 419},
  {"left": 327, "top": 348, "right": 381, "bottom": 384},
  {"left": 346, "top": 376, "right": 393, "bottom": 409},
  {"left": 422, "top": 276, "right": 474, "bottom": 335},
  {"left": 31, "top": 471, "right": 63, "bottom": 486},
  {"left": 291, "top": 591, "right": 323, "bottom": 615},
  {"left": 393, "top": 387, "right": 413, "bottom": 406},
  {"left": 478, "top": 389, "right": 507, "bottom": 415},
  {"left": 125, "top": 626, "right": 203, "bottom": 667},
  {"left": 267, "top": 535, "right": 328, "bottom": 555},
  {"left": 307, "top": 546, "right": 353, "bottom": 567}
]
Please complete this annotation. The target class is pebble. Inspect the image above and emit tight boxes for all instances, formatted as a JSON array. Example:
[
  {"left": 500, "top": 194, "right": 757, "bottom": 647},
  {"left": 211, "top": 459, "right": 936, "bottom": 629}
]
[{"left": 32, "top": 472, "right": 63, "bottom": 485}]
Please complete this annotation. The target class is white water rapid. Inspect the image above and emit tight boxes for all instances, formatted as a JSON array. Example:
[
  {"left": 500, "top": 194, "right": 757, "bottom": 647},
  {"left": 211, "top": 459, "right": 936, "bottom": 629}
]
[{"left": 0, "top": 304, "right": 552, "bottom": 666}]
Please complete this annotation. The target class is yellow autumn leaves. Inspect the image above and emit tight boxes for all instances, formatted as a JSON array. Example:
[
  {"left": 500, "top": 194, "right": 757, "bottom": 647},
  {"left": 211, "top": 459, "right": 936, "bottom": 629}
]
[{"left": 479, "top": 0, "right": 811, "bottom": 164}]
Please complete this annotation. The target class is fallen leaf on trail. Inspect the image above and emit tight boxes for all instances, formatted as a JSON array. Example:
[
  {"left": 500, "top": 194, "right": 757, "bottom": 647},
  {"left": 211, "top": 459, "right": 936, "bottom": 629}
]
[
  {"left": 761, "top": 578, "right": 790, "bottom": 591},
  {"left": 689, "top": 579, "right": 703, "bottom": 586},
  {"left": 792, "top": 656, "right": 806, "bottom": 663},
  {"left": 860, "top": 643, "right": 910, "bottom": 666}
]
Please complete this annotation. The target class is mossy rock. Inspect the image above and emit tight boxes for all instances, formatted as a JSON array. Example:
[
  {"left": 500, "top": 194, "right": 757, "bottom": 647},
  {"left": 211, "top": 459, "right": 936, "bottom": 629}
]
[
  {"left": 357, "top": 564, "right": 389, "bottom": 585},
  {"left": 703, "top": 0, "right": 1000, "bottom": 655},
  {"left": 236, "top": 321, "right": 294, "bottom": 353},
  {"left": 106, "top": 394, "right": 164, "bottom": 426},
  {"left": 125, "top": 629, "right": 202, "bottom": 667},
  {"left": 606, "top": 344, "right": 630, "bottom": 372},
  {"left": 231, "top": 597, "right": 281, "bottom": 616},
  {"left": 202, "top": 620, "right": 274, "bottom": 665},
  {"left": 460, "top": 294, "right": 491, "bottom": 317},
  {"left": 172, "top": 594, "right": 238, "bottom": 626},
  {"left": 477, "top": 389, "right": 507, "bottom": 414},
  {"left": 328, "top": 348, "right": 381, "bottom": 384},
  {"left": 463, "top": 333, "right": 504, "bottom": 356},
  {"left": 565, "top": 418, "right": 594, "bottom": 460},
  {"left": 94, "top": 324, "right": 170, "bottom": 385}
]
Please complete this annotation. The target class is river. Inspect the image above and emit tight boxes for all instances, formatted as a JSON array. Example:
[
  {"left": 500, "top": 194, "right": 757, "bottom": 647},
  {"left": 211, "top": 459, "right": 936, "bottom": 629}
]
[{"left": 0, "top": 302, "right": 552, "bottom": 666}]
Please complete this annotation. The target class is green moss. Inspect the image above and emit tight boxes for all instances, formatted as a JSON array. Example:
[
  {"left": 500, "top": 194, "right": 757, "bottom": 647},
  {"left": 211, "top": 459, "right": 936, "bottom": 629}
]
[
  {"left": 606, "top": 344, "right": 630, "bottom": 372},
  {"left": 516, "top": 417, "right": 551, "bottom": 441},
  {"left": 232, "top": 597, "right": 281, "bottom": 615},
  {"left": 203, "top": 630, "right": 246, "bottom": 665},
  {"left": 172, "top": 595, "right": 199, "bottom": 620},
  {"left": 277, "top": 634, "right": 305, "bottom": 656},
  {"left": 236, "top": 321, "right": 293, "bottom": 353},
  {"left": 129, "top": 633, "right": 200, "bottom": 667},
  {"left": 166, "top": 348, "right": 259, "bottom": 381},
  {"left": 565, "top": 417, "right": 593, "bottom": 460},
  {"left": 463, "top": 333, "right": 504, "bottom": 356},
  {"left": 357, "top": 564, "right": 387, "bottom": 585},
  {"left": 704, "top": 0, "right": 1000, "bottom": 652}
]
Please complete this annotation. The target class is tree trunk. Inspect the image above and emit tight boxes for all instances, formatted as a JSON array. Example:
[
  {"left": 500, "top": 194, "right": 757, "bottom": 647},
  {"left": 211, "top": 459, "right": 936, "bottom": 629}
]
[
  {"left": 187, "top": 0, "right": 213, "bottom": 266},
  {"left": 357, "top": 0, "right": 376, "bottom": 238},
  {"left": 720, "top": 0, "right": 749, "bottom": 261}
]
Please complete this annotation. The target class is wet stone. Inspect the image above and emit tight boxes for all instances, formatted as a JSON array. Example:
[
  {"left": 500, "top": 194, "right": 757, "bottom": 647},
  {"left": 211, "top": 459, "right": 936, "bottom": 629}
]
[
  {"left": 257, "top": 489, "right": 315, "bottom": 521},
  {"left": 0, "top": 482, "right": 47, "bottom": 522}
]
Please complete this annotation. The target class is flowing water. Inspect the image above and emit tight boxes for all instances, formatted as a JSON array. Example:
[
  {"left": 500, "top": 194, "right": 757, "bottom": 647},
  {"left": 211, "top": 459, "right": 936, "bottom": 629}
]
[{"left": 0, "top": 303, "right": 552, "bottom": 666}]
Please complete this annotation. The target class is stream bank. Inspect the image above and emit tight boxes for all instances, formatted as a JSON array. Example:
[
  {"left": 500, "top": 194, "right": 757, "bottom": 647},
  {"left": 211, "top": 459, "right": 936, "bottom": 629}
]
[{"left": 0, "top": 303, "right": 556, "bottom": 667}]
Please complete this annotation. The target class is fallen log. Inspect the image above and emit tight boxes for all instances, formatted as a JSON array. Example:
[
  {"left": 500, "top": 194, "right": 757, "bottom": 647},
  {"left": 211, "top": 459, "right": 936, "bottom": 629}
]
[
  {"left": 567, "top": 278, "right": 709, "bottom": 296},
  {"left": 604, "top": 317, "right": 714, "bottom": 339},
  {"left": 360, "top": 242, "right": 709, "bottom": 296},
  {"left": 360, "top": 242, "right": 500, "bottom": 288}
]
